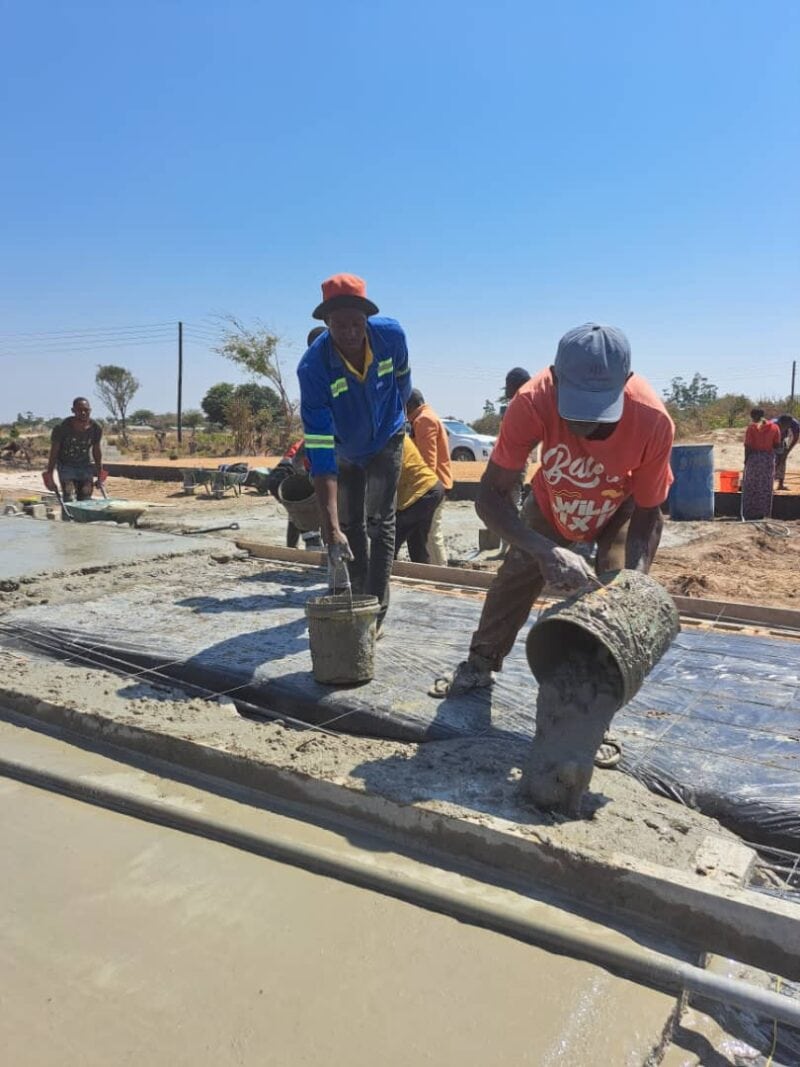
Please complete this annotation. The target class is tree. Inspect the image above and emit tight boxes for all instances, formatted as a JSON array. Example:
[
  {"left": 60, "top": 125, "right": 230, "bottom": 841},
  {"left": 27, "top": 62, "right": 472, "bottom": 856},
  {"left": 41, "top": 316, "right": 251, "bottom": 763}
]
[
  {"left": 215, "top": 317, "right": 295, "bottom": 451},
  {"left": 15, "top": 411, "right": 41, "bottom": 427},
  {"left": 662, "top": 373, "right": 718, "bottom": 411},
  {"left": 130, "top": 408, "right": 156, "bottom": 425},
  {"left": 95, "top": 364, "right": 139, "bottom": 443},
  {"left": 182, "top": 409, "right": 205, "bottom": 431},
  {"left": 201, "top": 383, "right": 236, "bottom": 426},
  {"left": 149, "top": 412, "right": 176, "bottom": 432},
  {"left": 706, "top": 393, "right": 753, "bottom": 428},
  {"left": 234, "top": 382, "right": 281, "bottom": 420},
  {"left": 471, "top": 400, "right": 502, "bottom": 436},
  {"left": 225, "top": 394, "right": 255, "bottom": 455}
]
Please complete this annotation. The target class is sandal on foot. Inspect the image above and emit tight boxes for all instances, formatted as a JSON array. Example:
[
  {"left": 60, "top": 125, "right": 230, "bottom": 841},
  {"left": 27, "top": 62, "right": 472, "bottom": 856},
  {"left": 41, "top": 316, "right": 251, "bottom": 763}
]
[
  {"left": 429, "top": 659, "right": 493, "bottom": 698},
  {"left": 594, "top": 735, "right": 622, "bottom": 769}
]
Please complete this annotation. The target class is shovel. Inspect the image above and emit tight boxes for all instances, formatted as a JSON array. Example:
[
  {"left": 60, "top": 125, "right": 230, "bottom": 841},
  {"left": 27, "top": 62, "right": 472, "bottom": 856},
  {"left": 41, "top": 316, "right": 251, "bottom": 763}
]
[{"left": 182, "top": 522, "right": 241, "bottom": 535}]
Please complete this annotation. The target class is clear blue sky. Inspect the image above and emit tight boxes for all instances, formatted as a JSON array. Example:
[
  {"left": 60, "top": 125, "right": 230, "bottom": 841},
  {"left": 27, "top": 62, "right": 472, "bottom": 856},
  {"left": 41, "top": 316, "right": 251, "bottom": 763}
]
[{"left": 1, "top": 0, "right": 798, "bottom": 423}]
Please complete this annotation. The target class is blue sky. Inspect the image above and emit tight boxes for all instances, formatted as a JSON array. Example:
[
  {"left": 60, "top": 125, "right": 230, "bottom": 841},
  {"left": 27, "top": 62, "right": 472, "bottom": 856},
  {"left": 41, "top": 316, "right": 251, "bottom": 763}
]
[{"left": 1, "top": 0, "right": 798, "bottom": 423}]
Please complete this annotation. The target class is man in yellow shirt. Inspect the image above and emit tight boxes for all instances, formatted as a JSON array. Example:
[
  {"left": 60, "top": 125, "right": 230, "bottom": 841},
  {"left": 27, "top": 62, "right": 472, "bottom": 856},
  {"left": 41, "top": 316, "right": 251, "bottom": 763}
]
[
  {"left": 406, "top": 389, "right": 452, "bottom": 565},
  {"left": 395, "top": 436, "right": 445, "bottom": 564}
]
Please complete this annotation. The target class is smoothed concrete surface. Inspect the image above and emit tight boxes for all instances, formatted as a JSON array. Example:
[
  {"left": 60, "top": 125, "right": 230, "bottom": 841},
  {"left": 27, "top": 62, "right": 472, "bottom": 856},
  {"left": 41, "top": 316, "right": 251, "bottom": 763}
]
[
  {"left": 5, "top": 681, "right": 797, "bottom": 990},
  {"left": 0, "top": 515, "right": 229, "bottom": 582},
  {"left": 0, "top": 721, "right": 678, "bottom": 1067}
]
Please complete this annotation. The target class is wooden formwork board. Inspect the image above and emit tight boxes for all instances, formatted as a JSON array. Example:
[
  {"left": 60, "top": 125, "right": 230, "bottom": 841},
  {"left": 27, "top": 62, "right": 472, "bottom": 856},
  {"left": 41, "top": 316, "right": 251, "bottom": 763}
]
[{"left": 236, "top": 540, "right": 800, "bottom": 640}]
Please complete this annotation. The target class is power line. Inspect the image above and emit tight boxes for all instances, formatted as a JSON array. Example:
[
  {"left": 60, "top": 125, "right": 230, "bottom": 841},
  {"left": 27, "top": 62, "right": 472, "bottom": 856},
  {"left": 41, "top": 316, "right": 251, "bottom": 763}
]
[
  {"left": 183, "top": 328, "right": 221, "bottom": 341},
  {"left": 183, "top": 326, "right": 222, "bottom": 341},
  {"left": 0, "top": 336, "right": 175, "bottom": 358},
  {"left": 0, "top": 335, "right": 175, "bottom": 355},
  {"left": 0, "top": 321, "right": 175, "bottom": 340}
]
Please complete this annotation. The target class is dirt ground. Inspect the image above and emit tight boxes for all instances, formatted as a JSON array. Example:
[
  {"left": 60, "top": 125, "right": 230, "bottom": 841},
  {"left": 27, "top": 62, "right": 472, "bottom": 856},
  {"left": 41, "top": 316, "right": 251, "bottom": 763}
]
[
  {"left": 651, "top": 520, "right": 800, "bottom": 606},
  {"left": 113, "top": 453, "right": 492, "bottom": 483}
]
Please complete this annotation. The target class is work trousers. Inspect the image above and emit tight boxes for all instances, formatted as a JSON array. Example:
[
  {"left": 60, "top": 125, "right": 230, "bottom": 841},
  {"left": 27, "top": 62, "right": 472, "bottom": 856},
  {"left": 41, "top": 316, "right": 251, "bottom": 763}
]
[
  {"left": 470, "top": 493, "right": 650, "bottom": 672},
  {"left": 337, "top": 433, "right": 404, "bottom": 624},
  {"left": 396, "top": 483, "right": 446, "bottom": 565},
  {"left": 425, "top": 495, "right": 448, "bottom": 566}
]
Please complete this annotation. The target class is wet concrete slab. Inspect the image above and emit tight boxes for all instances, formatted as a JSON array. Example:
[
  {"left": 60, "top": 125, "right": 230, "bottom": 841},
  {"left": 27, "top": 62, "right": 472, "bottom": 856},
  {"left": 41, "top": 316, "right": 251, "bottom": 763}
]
[
  {"left": 0, "top": 516, "right": 228, "bottom": 582},
  {"left": 0, "top": 721, "right": 681, "bottom": 1067}
]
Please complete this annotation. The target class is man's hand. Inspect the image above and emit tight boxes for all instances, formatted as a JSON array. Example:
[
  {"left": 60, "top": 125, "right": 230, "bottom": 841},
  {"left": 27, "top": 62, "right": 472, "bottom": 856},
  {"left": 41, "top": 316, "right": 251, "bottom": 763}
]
[
  {"left": 538, "top": 546, "right": 601, "bottom": 596},
  {"left": 97, "top": 468, "right": 108, "bottom": 483},
  {"left": 327, "top": 535, "right": 354, "bottom": 594},
  {"left": 42, "top": 470, "right": 56, "bottom": 492}
]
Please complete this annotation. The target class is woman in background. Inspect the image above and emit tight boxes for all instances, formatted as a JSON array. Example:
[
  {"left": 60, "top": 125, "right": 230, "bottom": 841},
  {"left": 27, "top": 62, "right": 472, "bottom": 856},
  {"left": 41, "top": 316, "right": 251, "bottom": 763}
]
[{"left": 741, "top": 408, "right": 780, "bottom": 519}]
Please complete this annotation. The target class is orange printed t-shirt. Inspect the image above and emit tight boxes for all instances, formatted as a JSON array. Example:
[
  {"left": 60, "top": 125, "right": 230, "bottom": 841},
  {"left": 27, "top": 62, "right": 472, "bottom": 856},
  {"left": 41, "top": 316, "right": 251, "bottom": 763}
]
[
  {"left": 745, "top": 421, "right": 780, "bottom": 452},
  {"left": 491, "top": 369, "right": 675, "bottom": 542}
]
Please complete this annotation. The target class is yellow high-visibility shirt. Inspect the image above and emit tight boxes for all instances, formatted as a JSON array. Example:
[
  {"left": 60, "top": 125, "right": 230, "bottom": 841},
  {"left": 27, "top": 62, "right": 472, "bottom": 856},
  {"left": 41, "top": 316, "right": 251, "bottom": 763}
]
[{"left": 397, "top": 436, "right": 439, "bottom": 512}]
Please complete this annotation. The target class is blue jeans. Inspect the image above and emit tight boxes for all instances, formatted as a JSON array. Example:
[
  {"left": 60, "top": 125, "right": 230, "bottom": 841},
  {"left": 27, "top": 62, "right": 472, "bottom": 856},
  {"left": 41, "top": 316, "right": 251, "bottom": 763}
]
[{"left": 337, "top": 433, "right": 404, "bottom": 624}]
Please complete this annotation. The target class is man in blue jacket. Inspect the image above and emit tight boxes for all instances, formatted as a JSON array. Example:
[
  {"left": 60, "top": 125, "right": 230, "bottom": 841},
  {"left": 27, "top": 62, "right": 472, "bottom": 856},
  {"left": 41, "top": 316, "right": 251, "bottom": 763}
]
[{"left": 298, "top": 274, "right": 412, "bottom": 627}]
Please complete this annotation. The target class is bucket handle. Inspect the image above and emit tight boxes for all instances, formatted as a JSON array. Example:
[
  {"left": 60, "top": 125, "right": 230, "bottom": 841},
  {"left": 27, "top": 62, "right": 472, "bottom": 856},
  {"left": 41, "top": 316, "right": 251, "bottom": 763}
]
[{"left": 330, "top": 558, "right": 354, "bottom": 612}]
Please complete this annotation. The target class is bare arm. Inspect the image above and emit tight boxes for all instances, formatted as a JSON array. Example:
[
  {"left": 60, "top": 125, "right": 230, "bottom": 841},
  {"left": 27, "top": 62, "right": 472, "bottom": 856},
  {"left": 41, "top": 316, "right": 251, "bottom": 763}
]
[
  {"left": 45, "top": 441, "right": 59, "bottom": 474},
  {"left": 476, "top": 461, "right": 553, "bottom": 557},
  {"left": 625, "top": 505, "right": 663, "bottom": 572},
  {"left": 313, "top": 474, "right": 346, "bottom": 546},
  {"left": 92, "top": 438, "right": 102, "bottom": 474},
  {"left": 476, "top": 461, "right": 598, "bottom": 592},
  {"left": 45, "top": 428, "right": 61, "bottom": 475}
]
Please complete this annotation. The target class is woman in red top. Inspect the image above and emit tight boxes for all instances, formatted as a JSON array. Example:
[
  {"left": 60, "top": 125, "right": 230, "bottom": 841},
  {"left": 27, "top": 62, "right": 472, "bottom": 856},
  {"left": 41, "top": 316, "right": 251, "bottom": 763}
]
[{"left": 742, "top": 408, "right": 781, "bottom": 519}]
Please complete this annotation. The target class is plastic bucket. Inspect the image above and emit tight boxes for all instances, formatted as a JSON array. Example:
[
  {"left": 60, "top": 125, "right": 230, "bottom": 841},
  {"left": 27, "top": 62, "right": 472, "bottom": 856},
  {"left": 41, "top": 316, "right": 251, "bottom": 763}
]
[
  {"left": 526, "top": 569, "right": 680, "bottom": 708},
  {"left": 719, "top": 469, "right": 740, "bottom": 493},
  {"left": 523, "top": 570, "right": 679, "bottom": 814},
  {"left": 305, "top": 594, "right": 380, "bottom": 685},
  {"left": 668, "top": 444, "right": 714, "bottom": 521},
  {"left": 278, "top": 474, "right": 322, "bottom": 534}
]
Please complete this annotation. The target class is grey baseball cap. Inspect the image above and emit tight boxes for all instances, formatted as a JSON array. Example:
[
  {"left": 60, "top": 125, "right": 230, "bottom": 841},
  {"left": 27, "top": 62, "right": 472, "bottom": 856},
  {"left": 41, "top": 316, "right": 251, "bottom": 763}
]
[{"left": 554, "top": 323, "right": 631, "bottom": 423}]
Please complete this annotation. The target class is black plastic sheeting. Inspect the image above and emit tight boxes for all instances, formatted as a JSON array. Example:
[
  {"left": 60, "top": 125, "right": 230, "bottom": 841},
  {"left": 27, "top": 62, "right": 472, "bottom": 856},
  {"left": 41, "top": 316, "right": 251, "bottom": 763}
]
[{"left": 3, "top": 565, "right": 799, "bottom": 850}]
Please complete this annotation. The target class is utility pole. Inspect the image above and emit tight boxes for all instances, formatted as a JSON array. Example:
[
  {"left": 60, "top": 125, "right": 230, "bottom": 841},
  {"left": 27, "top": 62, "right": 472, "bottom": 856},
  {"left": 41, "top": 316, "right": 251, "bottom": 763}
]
[
  {"left": 177, "top": 321, "right": 183, "bottom": 444},
  {"left": 791, "top": 359, "right": 796, "bottom": 416}
]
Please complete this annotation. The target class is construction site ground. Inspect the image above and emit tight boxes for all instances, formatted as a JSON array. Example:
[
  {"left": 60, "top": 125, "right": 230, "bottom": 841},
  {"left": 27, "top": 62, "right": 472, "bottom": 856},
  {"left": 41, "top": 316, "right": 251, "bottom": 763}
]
[
  {"left": 5, "top": 464, "right": 800, "bottom": 610},
  {"left": 3, "top": 450, "right": 800, "bottom": 1062}
]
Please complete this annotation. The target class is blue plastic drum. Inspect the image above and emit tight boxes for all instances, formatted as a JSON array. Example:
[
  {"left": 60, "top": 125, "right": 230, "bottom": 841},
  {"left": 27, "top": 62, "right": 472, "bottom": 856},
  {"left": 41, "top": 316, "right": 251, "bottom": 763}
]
[{"left": 668, "top": 444, "right": 714, "bottom": 521}]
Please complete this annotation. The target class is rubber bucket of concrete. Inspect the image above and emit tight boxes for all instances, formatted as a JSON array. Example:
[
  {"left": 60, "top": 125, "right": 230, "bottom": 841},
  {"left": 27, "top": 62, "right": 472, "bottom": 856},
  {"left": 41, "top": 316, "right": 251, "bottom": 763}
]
[
  {"left": 305, "top": 594, "right": 381, "bottom": 685},
  {"left": 277, "top": 474, "right": 322, "bottom": 534},
  {"left": 523, "top": 570, "right": 679, "bottom": 815}
]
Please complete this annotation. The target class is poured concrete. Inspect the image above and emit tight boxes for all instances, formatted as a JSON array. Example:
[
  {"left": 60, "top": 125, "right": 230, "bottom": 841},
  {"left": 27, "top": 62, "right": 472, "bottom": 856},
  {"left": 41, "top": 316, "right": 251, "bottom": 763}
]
[
  {"left": 0, "top": 515, "right": 228, "bottom": 582},
  {"left": 0, "top": 723, "right": 679, "bottom": 1067}
]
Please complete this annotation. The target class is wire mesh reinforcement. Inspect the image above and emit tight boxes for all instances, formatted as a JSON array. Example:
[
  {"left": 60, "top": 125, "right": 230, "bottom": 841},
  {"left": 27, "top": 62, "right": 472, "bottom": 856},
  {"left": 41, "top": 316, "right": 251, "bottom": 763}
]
[{"left": 2, "top": 568, "right": 800, "bottom": 850}]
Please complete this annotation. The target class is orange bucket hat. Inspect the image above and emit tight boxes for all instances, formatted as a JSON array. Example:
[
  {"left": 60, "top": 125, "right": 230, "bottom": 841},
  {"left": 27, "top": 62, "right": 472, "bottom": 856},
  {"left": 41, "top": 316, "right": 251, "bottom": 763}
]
[{"left": 312, "top": 273, "right": 379, "bottom": 320}]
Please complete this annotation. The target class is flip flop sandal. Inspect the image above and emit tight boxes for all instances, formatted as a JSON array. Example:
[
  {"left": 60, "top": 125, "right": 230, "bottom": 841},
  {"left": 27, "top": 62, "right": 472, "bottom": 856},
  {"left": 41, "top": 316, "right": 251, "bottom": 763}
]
[
  {"left": 594, "top": 736, "right": 622, "bottom": 769},
  {"left": 429, "top": 676, "right": 453, "bottom": 698},
  {"left": 429, "top": 664, "right": 494, "bottom": 699}
]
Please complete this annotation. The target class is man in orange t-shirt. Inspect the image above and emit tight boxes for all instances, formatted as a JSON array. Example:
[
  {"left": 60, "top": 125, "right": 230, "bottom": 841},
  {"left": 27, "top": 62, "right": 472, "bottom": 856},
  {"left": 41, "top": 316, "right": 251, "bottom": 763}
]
[{"left": 433, "top": 322, "right": 674, "bottom": 698}]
